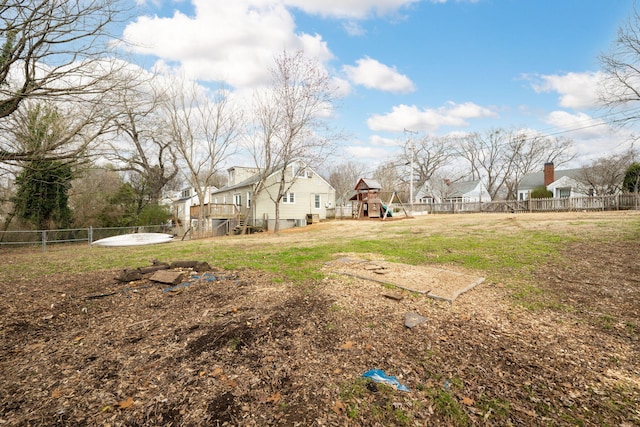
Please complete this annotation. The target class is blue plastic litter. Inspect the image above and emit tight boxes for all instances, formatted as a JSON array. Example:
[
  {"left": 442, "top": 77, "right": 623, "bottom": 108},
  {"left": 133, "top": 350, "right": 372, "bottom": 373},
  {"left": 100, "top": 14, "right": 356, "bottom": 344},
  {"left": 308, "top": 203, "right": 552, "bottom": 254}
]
[
  {"left": 362, "top": 369, "right": 410, "bottom": 392},
  {"left": 162, "top": 282, "right": 191, "bottom": 293}
]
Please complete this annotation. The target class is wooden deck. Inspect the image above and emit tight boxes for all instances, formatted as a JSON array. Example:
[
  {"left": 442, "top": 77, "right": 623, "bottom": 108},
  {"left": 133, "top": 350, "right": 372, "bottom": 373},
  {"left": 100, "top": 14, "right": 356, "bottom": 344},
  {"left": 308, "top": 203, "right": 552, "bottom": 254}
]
[{"left": 190, "top": 203, "right": 241, "bottom": 219}]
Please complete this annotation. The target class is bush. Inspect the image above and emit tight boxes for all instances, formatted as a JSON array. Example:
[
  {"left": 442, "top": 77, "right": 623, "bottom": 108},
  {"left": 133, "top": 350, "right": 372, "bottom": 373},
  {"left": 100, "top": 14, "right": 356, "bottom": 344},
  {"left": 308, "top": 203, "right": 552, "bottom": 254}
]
[
  {"left": 530, "top": 186, "right": 553, "bottom": 199},
  {"left": 138, "top": 204, "right": 171, "bottom": 226}
]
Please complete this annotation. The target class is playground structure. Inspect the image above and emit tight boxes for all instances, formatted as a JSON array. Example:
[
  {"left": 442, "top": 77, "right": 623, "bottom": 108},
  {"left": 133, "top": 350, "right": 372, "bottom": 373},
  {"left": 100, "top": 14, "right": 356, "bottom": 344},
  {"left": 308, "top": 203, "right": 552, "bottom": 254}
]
[{"left": 350, "top": 178, "right": 411, "bottom": 220}]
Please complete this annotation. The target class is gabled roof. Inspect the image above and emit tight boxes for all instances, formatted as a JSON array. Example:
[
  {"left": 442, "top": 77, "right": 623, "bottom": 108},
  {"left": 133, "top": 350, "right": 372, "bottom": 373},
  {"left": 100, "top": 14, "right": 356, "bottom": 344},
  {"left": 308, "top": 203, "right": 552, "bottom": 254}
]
[
  {"left": 446, "top": 180, "right": 482, "bottom": 197},
  {"left": 354, "top": 178, "right": 381, "bottom": 191},
  {"left": 519, "top": 168, "right": 583, "bottom": 191},
  {"left": 211, "top": 159, "right": 333, "bottom": 194}
]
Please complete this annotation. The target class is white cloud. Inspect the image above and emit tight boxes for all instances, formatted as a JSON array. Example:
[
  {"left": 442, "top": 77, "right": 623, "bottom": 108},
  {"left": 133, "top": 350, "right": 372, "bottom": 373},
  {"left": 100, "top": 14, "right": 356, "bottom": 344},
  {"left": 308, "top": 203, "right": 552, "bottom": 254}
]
[
  {"left": 122, "top": 0, "right": 332, "bottom": 88},
  {"left": 367, "top": 101, "right": 497, "bottom": 132},
  {"left": 343, "top": 57, "right": 415, "bottom": 93},
  {"left": 345, "top": 144, "right": 393, "bottom": 160},
  {"left": 330, "top": 77, "right": 353, "bottom": 98},
  {"left": 283, "top": 0, "right": 421, "bottom": 19},
  {"left": 544, "top": 110, "right": 609, "bottom": 140},
  {"left": 529, "top": 71, "right": 605, "bottom": 110},
  {"left": 369, "top": 134, "right": 401, "bottom": 147},
  {"left": 343, "top": 20, "right": 366, "bottom": 36}
]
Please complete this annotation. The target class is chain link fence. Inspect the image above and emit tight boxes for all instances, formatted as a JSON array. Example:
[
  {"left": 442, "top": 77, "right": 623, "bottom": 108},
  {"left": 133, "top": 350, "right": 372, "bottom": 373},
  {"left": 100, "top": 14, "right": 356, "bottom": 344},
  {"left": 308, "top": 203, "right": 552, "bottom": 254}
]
[{"left": 0, "top": 225, "right": 171, "bottom": 252}]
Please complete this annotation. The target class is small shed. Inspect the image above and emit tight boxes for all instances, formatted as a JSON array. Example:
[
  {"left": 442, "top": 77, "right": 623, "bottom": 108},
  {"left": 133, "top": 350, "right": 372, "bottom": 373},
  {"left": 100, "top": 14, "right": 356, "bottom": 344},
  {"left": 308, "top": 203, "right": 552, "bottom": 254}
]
[{"left": 350, "top": 178, "right": 385, "bottom": 219}]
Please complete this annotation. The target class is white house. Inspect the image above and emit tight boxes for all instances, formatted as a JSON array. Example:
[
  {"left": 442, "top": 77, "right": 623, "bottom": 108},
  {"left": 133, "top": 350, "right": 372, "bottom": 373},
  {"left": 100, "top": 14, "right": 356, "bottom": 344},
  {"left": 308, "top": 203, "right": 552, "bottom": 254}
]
[
  {"left": 171, "top": 186, "right": 217, "bottom": 227},
  {"left": 416, "top": 179, "right": 490, "bottom": 204},
  {"left": 517, "top": 162, "right": 590, "bottom": 200},
  {"left": 207, "top": 160, "right": 336, "bottom": 231}
]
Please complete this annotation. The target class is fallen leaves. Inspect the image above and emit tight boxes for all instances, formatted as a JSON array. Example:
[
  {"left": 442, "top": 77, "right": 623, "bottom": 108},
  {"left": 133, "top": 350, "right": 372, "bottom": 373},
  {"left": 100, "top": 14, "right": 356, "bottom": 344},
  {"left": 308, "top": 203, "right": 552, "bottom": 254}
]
[
  {"left": 461, "top": 396, "right": 474, "bottom": 406},
  {"left": 340, "top": 340, "right": 354, "bottom": 350},
  {"left": 2, "top": 236, "right": 639, "bottom": 426},
  {"left": 117, "top": 397, "right": 134, "bottom": 410},
  {"left": 332, "top": 400, "right": 346, "bottom": 414}
]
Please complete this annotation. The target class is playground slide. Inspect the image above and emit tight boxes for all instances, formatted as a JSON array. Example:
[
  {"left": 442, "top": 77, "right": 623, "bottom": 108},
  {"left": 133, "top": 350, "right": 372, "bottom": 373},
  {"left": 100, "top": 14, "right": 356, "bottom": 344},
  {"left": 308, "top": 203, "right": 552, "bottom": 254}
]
[{"left": 381, "top": 204, "right": 393, "bottom": 217}]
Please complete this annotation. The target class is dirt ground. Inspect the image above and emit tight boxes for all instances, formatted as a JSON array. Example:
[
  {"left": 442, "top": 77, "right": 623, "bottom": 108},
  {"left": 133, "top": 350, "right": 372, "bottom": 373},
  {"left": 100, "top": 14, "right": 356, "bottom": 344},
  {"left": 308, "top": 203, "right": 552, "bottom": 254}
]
[{"left": 1, "top": 216, "right": 639, "bottom": 426}]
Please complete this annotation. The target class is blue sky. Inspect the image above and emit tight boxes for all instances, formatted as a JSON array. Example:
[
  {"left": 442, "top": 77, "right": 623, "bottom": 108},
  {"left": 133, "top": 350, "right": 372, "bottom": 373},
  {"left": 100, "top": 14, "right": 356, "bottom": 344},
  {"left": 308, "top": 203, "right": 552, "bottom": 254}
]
[{"left": 123, "top": 0, "right": 638, "bottom": 168}]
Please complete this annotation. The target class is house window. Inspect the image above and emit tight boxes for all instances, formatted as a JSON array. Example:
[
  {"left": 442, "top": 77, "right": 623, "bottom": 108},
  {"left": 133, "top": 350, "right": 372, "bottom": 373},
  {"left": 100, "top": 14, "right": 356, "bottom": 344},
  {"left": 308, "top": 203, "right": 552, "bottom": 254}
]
[
  {"left": 558, "top": 188, "right": 571, "bottom": 198},
  {"left": 181, "top": 189, "right": 191, "bottom": 198},
  {"left": 314, "top": 194, "right": 321, "bottom": 209},
  {"left": 246, "top": 192, "right": 251, "bottom": 208},
  {"left": 282, "top": 192, "right": 295, "bottom": 204},
  {"left": 234, "top": 194, "right": 242, "bottom": 206}
]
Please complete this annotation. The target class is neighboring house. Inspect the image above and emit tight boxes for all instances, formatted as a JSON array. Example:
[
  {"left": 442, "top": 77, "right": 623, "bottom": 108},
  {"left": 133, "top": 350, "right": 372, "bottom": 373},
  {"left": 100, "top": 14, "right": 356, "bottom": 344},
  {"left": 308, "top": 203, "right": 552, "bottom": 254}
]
[
  {"left": 208, "top": 160, "right": 336, "bottom": 231},
  {"left": 171, "top": 186, "right": 217, "bottom": 227},
  {"left": 416, "top": 179, "right": 490, "bottom": 204},
  {"left": 442, "top": 180, "right": 490, "bottom": 203},
  {"left": 517, "top": 162, "right": 590, "bottom": 200}
]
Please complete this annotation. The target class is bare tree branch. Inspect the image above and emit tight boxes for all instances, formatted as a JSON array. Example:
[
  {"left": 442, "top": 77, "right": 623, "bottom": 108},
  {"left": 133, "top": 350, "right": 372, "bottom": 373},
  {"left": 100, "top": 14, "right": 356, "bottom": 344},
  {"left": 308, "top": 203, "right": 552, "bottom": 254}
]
[
  {"left": 248, "top": 51, "right": 341, "bottom": 233},
  {"left": 164, "top": 78, "right": 241, "bottom": 237},
  {"left": 0, "top": 0, "right": 128, "bottom": 162}
]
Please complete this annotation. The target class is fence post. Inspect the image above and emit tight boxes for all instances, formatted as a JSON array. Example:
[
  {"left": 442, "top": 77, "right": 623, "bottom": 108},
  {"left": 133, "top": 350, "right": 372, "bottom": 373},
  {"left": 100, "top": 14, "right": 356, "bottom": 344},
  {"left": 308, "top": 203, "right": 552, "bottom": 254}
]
[
  {"left": 88, "top": 226, "right": 93, "bottom": 246},
  {"left": 42, "top": 230, "right": 46, "bottom": 253}
]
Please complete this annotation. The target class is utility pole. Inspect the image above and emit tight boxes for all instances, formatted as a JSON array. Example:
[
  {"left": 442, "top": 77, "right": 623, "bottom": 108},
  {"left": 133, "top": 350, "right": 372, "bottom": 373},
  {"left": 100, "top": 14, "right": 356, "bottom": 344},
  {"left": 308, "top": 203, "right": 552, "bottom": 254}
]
[{"left": 404, "top": 128, "right": 418, "bottom": 211}]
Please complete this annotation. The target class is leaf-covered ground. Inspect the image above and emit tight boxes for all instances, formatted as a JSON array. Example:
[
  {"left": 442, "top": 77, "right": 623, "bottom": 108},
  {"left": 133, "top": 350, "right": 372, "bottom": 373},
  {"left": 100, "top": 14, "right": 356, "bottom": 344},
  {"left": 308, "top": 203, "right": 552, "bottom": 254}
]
[{"left": 1, "top": 219, "right": 639, "bottom": 426}]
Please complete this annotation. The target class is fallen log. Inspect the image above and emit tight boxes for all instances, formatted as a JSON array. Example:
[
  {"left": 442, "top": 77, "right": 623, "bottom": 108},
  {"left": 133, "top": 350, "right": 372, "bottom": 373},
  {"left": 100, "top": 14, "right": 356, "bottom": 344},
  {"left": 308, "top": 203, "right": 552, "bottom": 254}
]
[{"left": 138, "top": 264, "right": 170, "bottom": 274}]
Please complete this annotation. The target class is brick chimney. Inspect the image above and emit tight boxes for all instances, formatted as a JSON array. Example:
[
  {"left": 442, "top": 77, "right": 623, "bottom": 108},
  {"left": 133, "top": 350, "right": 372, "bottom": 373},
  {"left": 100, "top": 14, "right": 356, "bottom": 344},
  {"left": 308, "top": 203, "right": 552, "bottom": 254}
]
[{"left": 543, "top": 162, "right": 555, "bottom": 186}]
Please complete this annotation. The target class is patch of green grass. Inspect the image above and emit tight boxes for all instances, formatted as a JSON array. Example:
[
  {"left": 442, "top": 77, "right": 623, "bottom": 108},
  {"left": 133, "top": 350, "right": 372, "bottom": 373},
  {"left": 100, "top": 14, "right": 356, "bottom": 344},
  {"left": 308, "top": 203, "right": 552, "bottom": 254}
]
[
  {"left": 598, "top": 315, "right": 616, "bottom": 330},
  {"left": 477, "top": 395, "right": 511, "bottom": 421},
  {"left": 226, "top": 337, "right": 241, "bottom": 352},
  {"left": 625, "top": 322, "right": 637, "bottom": 333},
  {"left": 329, "top": 304, "right": 343, "bottom": 312},
  {"left": 393, "top": 407, "right": 411, "bottom": 425},
  {"left": 511, "top": 283, "right": 546, "bottom": 311},
  {"left": 560, "top": 413, "right": 585, "bottom": 426},
  {"left": 2, "top": 213, "right": 638, "bottom": 291},
  {"left": 431, "top": 389, "right": 470, "bottom": 426},
  {"left": 338, "top": 377, "right": 416, "bottom": 425}
]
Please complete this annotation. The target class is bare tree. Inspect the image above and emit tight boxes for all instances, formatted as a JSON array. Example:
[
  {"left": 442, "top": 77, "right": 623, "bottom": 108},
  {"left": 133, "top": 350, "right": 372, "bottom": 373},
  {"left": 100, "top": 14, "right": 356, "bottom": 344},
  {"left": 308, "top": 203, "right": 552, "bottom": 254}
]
[
  {"left": 505, "top": 134, "right": 575, "bottom": 200},
  {"left": 68, "top": 166, "right": 123, "bottom": 227},
  {"left": 576, "top": 149, "right": 637, "bottom": 195},
  {"left": 456, "top": 129, "right": 515, "bottom": 200},
  {"left": 327, "top": 160, "right": 368, "bottom": 206},
  {"left": 373, "top": 161, "right": 405, "bottom": 200},
  {"left": 600, "top": 4, "right": 640, "bottom": 125},
  {"left": 248, "top": 51, "right": 339, "bottom": 233},
  {"left": 457, "top": 129, "right": 575, "bottom": 200},
  {"left": 400, "top": 134, "right": 455, "bottom": 195},
  {"left": 165, "top": 79, "right": 241, "bottom": 236},
  {"left": 1, "top": 0, "right": 127, "bottom": 162},
  {"left": 107, "top": 77, "right": 179, "bottom": 206}
]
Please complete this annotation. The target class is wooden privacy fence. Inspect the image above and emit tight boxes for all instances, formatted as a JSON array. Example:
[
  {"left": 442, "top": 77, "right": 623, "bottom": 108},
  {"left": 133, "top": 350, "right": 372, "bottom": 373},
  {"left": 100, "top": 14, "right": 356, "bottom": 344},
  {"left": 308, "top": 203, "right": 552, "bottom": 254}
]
[
  {"left": 333, "top": 194, "right": 639, "bottom": 217},
  {"left": 411, "top": 194, "right": 640, "bottom": 214}
]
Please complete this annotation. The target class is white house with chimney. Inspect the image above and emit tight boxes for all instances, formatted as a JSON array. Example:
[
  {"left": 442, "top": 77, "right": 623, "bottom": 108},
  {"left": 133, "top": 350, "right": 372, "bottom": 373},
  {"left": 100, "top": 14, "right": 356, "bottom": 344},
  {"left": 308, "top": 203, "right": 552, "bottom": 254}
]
[{"left": 517, "top": 162, "right": 590, "bottom": 200}]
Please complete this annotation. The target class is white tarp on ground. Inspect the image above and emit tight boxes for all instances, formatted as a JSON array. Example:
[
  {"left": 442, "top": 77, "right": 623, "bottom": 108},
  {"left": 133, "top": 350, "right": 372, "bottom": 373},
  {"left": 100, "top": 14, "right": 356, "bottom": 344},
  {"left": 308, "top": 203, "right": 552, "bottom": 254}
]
[{"left": 92, "top": 233, "right": 174, "bottom": 247}]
